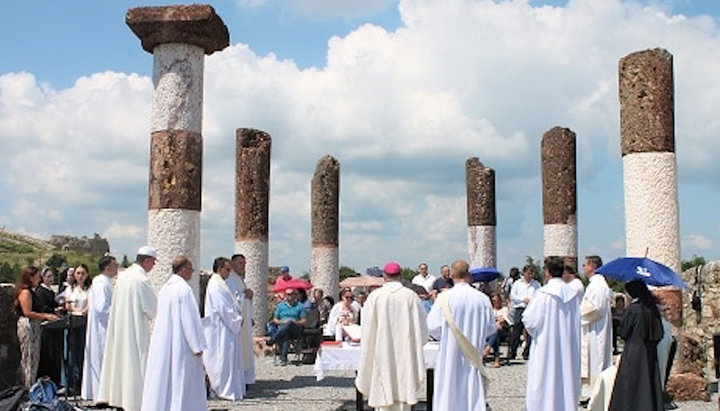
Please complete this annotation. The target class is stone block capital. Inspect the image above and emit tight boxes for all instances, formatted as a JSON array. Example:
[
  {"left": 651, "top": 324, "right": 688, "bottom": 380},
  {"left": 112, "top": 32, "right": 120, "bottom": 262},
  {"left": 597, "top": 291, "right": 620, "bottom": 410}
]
[{"left": 126, "top": 4, "right": 229, "bottom": 55}]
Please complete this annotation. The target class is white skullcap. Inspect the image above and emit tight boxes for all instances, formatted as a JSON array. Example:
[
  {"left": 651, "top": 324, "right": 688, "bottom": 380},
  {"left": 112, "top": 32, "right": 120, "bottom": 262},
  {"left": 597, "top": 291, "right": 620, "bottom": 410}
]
[{"left": 136, "top": 245, "right": 157, "bottom": 258}]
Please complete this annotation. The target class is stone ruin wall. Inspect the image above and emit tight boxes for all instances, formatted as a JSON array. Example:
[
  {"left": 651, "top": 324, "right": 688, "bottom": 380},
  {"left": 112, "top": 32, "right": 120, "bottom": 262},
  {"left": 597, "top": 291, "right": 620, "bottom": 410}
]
[
  {"left": 680, "top": 261, "right": 720, "bottom": 380},
  {"left": 48, "top": 233, "right": 110, "bottom": 255}
]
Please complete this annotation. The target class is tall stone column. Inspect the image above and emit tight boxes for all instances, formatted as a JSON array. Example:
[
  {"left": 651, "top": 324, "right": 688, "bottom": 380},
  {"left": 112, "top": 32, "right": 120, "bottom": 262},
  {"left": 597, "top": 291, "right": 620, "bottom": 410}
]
[
  {"left": 466, "top": 158, "right": 496, "bottom": 268},
  {"left": 619, "top": 48, "right": 680, "bottom": 274},
  {"left": 127, "top": 5, "right": 229, "bottom": 298},
  {"left": 311, "top": 155, "right": 340, "bottom": 300},
  {"left": 235, "top": 128, "right": 271, "bottom": 336},
  {"left": 541, "top": 127, "right": 577, "bottom": 271},
  {"left": 619, "top": 49, "right": 682, "bottom": 338}
]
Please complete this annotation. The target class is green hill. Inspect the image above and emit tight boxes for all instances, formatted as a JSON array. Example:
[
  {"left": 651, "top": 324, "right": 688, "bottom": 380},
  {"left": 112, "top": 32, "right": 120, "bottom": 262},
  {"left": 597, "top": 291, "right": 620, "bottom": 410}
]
[{"left": 0, "top": 230, "right": 105, "bottom": 284}]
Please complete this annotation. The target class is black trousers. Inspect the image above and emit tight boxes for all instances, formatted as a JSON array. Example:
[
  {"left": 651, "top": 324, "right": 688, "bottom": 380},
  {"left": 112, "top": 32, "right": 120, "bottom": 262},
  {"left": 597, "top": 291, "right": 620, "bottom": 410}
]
[{"left": 508, "top": 307, "right": 531, "bottom": 358}]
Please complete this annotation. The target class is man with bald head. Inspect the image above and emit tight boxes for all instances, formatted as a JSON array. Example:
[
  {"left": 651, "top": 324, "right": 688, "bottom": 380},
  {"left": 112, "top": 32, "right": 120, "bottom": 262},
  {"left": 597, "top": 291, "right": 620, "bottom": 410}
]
[{"left": 427, "top": 259, "right": 495, "bottom": 411}]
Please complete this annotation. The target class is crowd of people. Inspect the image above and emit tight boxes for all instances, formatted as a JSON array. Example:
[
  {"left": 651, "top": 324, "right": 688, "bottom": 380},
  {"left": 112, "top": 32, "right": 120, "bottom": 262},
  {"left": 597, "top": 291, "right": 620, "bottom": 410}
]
[
  {"left": 355, "top": 256, "right": 671, "bottom": 411},
  {"left": 12, "top": 250, "right": 673, "bottom": 411},
  {"left": 12, "top": 247, "right": 257, "bottom": 411}
]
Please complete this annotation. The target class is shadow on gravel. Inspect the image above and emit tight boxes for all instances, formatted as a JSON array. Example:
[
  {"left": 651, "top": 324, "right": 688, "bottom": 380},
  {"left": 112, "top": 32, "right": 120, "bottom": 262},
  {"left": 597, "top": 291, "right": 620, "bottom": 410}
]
[
  {"left": 334, "top": 400, "right": 430, "bottom": 411},
  {"left": 245, "top": 375, "right": 355, "bottom": 399}
]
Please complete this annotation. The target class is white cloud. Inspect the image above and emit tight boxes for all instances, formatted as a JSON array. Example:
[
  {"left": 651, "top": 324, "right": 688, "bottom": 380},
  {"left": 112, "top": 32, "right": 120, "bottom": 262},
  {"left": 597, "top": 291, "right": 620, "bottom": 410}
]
[
  {"left": 102, "top": 222, "right": 143, "bottom": 240},
  {"left": 683, "top": 233, "right": 713, "bottom": 251}
]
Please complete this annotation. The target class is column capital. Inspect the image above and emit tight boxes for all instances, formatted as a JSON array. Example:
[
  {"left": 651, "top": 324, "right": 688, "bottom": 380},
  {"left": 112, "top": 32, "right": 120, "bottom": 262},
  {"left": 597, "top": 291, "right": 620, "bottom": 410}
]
[{"left": 126, "top": 4, "right": 229, "bottom": 55}]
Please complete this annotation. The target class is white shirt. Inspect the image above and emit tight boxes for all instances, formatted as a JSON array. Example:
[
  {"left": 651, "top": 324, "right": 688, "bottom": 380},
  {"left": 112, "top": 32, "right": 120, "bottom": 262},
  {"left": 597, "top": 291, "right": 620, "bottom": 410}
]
[
  {"left": 412, "top": 273, "right": 437, "bottom": 293},
  {"left": 509, "top": 278, "right": 540, "bottom": 308}
]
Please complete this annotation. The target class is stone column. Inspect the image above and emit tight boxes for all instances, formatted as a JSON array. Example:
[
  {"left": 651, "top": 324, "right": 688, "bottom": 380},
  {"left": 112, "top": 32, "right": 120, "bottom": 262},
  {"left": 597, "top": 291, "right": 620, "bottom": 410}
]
[
  {"left": 466, "top": 158, "right": 496, "bottom": 268},
  {"left": 311, "top": 155, "right": 340, "bottom": 300},
  {"left": 619, "top": 49, "right": 683, "bottom": 356},
  {"left": 127, "top": 5, "right": 229, "bottom": 299},
  {"left": 619, "top": 48, "right": 681, "bottom": 274},
  {"left": 541, "top": 126, "right": 577, "bottom": 271},
  {"left": 235, "top": 128, "right": 271, "bottom": 336}
]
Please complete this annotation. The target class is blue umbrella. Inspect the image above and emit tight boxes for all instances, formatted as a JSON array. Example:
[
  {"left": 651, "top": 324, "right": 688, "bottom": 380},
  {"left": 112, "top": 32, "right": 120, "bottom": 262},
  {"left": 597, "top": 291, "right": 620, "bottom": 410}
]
[
  {"left": 595, "top": 257, "right": 687, "bottom": 289},
  {"left": 470, "top": 267, "right": 501, "bottom": 283}
]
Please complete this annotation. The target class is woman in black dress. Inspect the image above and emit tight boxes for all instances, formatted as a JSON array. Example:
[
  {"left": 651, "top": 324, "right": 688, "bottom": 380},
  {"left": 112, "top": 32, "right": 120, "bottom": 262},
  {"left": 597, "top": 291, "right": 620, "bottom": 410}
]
[{"left": 608, "top": 280, "right": 664, "bottom": 411}]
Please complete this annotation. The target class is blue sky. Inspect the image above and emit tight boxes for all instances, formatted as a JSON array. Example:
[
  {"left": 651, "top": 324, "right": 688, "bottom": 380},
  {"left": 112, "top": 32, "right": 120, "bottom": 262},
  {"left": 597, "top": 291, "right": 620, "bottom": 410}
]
[{"left": 1, "top": 0, "right": 719, "bottom": 276}]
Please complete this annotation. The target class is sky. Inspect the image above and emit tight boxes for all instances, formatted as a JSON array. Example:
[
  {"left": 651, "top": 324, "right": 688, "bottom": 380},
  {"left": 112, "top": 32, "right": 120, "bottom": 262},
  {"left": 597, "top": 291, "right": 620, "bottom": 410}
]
[{"left": 1, "top": 0, "right": 719, "bottom": 276}]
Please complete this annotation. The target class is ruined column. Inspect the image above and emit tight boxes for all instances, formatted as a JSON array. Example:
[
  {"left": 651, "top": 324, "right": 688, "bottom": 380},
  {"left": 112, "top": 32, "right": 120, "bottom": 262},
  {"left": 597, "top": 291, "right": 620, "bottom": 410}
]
[
  {"left": 311, "top": 155, "right": 340, "bottom": 300},
  {"left": 466, "top": 158, "right": 496, "bottom": 268},
  {"left": 127, "top": 5, "right": 229, "bottom": 298},
  {"left": 619, "top": 49, "right": 683, "bottom": 344},
  {"left": 619, "top": 48, "right": 681, "bottom": 274},
  {"left": 235, "top": 128, "right": 271, "bottom": 336},
  {"left": 541, "top": 127, "right": 577, "bottom": 271}
]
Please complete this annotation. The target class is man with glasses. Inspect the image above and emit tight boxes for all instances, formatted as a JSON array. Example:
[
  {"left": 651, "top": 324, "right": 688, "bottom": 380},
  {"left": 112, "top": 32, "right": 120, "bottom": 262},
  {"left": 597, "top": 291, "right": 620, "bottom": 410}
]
[{"left": 268, "top": 288, "right": 307, "bottom": 365}]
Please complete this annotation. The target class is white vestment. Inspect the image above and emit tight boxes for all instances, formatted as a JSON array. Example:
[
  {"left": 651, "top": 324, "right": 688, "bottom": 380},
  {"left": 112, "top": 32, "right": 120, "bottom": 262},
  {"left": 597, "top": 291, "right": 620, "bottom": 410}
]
[
  {"left": 524, "top": 278, "right": 582, "bottom": 411},
  {"left": 203, "top": 274, "right": 245, "bottom": 400},
  {"left": 96, "top": 263, "right": 157, "bottom": 411},
  {"left": 427, "top": 283, "right": 495, "bottom": 411},
  {"left": 81, "top": 274, "right": 113, "bottom": 400},
  {"left": 581, "top": 274, "right": 613, "bottom": 383},
  {"left": 227, "top": 270, "right": 255, "bottom": 384},
  {"left": 356, "top": 281, "right": 429, "bottom": 408},
  {"left": 142, "top": 275, "right": 206, "bottom": 411}
]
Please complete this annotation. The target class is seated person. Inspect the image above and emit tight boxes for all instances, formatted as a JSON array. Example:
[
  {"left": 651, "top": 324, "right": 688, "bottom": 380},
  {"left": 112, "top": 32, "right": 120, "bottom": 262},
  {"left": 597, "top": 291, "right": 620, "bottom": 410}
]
[
  {"left": 267, "top": 288, "right": 307, "bottom": 365},
  {"left": 484, "top": 293, "right": 510, "bottom": 367},
  {"left": 326, "top": 287, "right": 359, "bottom": 337}
]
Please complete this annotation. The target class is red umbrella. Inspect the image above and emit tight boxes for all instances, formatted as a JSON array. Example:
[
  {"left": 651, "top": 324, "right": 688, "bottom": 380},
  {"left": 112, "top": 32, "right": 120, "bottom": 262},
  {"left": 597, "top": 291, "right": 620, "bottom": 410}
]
[{"left": 272, "top": 277, "right": 313, "bottom": 293}]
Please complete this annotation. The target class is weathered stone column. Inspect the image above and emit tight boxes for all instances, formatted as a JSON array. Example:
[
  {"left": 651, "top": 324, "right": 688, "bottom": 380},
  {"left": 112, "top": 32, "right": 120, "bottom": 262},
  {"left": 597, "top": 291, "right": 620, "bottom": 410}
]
[
  {"left": 619, "top": 49, "right": 683, "bottom": 355},
  {"left": 235, "top": 128, "right": 271, "bottom": 336},
  {"left": 619, "top": 48, "right": 681, "bottom": 274},
  {"left": 127, "top": 5, "right": 229, "bottom": 299},
  {"left": 311, "top": 155, "right": 340, "bottom": 300},
  {"left": 466, "top": 158, "right": 496, "bottom": 268},
  {"left": 541, "top": 127, "right": 577, "bottom": 271}
]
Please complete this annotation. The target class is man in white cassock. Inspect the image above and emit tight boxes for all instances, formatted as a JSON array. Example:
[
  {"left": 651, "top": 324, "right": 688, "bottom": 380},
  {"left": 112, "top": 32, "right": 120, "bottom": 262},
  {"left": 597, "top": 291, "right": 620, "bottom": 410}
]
[
  {"left": 203, "top": 257, "right": 245, "bottom": 400},
  {"left": 580, "top": 255, "right": 612, "bottom": 399},
  {"left": 227, "top": 253, "right": 255, "bottom": 384},
  {"left": 81, "top": 255, "right": 117, "bottom": 401},
  {"left": 427, "top": 259, "right": 495, "bottom": 411},
  {"left": 524, "top": 256, "right": 582, "bottom": 411},
  {"left": 142, "top": 256, "right": 206, "bottom": 411},
  {"left": 356, "top": 261, "right": 429, "bottom": 411},
  {"left": 97, "top": 246, "right": 157, "bottom": 411}
]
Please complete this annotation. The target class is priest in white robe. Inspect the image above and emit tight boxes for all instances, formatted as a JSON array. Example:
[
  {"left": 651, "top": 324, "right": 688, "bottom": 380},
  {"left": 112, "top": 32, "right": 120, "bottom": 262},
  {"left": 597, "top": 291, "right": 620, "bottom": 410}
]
[
  {"left": 203, "top": 257, "right": 245, "bottom": 400},
  {"left": 356, "top": 261, "right": 428, "bottom": 411},
  {"left": 228, "top": 253, "right": 255, "bottom": 384},
  {"left": 81, "top": 255, "right": 117, "bottom": 401},
  {"left": 427, "top": 259, "right": 495, "bottom": 411},
  {"left": 580, "top": 255, "right": 613, "bottom": 397},
  {"left": 142, "top": 256, "right": 206, "bottom": 411},
  {"left": 97, "top": 246, "right": 157, "bottom": 411},
  {"left": 524, "top": 256, "right": 582, "bottom": 411}
]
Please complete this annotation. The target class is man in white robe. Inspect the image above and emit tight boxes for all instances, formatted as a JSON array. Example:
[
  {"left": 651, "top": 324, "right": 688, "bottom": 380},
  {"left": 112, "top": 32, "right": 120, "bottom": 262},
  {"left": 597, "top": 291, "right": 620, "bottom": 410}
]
[
  {"left": 97, "top": 246, "right": 157, "bottom": 411},
  {"left": 580, "top": 255, "right": 613, "bottom": 399},
  {"left": 142, "top": 256, "right": 206, "bottom": 411},
  {"left": 356, "top": 261, "right": 429, "bottom": 411},
  {"left": 227, "top": 253, "right": 255, "bottom": 384},
  {"left": 427, "top": 259, "right": 495, "bottom": 411},
  {"left": 524, "top": 256, "right": 582, "bottom": 411},
  {"left": 203, "top": 257, "right": 245, "bottom": 400},
  {"left": 81, "top": 255, "right": 117, "bottom": 401}
]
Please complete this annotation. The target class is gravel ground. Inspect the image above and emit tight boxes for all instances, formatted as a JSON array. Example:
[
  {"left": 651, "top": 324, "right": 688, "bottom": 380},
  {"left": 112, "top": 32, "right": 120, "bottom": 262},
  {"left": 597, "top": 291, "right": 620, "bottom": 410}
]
[
  {"left": 72, "top": 353, "right": 718, "bottom": 411},
  {"left": 203, "top": 354, "right": 718, "bottom": 411}
]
